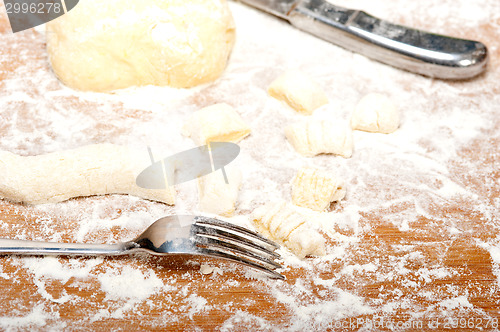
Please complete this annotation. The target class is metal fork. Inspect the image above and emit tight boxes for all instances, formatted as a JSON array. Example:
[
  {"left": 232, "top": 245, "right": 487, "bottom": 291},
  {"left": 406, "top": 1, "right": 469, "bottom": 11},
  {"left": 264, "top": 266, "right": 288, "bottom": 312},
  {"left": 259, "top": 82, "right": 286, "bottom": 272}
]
[{"left": 0, "top": 215, "right": 284, "bottom": 279}]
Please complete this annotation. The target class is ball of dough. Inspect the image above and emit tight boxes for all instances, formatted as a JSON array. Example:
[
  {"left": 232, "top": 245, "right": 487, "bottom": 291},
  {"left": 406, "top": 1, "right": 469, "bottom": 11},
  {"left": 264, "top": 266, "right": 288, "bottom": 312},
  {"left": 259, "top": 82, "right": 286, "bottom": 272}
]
[
  {"left": 46, "top": 0, "right": 235, "bottom": 92},
  {"left": 350, "top": 93, "right": 400, "bottom": 133}
]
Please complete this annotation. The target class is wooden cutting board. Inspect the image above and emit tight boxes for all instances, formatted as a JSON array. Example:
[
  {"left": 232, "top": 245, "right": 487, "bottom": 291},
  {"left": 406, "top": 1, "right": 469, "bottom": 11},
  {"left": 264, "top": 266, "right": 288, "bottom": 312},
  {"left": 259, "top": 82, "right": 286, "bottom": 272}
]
[{"left": 0, "top": 0, "right": 499, "bottom": 330}]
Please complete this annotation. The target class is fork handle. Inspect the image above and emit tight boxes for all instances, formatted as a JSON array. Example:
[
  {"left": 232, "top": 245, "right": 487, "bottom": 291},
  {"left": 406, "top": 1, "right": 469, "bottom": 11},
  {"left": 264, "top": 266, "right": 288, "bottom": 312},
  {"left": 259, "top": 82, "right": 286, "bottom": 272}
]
[
  {"left": 0, "top": 238, "right": 135, "bottom": 256},
  {"left": 288, "top": 0, "right": 488, "bottom": 79}
]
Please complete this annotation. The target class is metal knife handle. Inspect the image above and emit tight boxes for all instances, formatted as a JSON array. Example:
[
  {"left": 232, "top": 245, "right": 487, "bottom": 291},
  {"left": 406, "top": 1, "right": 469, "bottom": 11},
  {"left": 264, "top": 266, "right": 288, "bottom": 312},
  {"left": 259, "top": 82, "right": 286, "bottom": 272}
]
[{"left": 288, "top": 0, "right": 488, "bottom": 79}]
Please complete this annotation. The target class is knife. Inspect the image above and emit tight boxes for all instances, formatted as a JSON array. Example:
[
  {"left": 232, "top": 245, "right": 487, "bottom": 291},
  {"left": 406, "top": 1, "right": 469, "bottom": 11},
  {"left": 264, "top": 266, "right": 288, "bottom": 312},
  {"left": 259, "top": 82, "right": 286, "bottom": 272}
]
[{"left": 237, "top": 0, "right": 488, "bottom": 79}]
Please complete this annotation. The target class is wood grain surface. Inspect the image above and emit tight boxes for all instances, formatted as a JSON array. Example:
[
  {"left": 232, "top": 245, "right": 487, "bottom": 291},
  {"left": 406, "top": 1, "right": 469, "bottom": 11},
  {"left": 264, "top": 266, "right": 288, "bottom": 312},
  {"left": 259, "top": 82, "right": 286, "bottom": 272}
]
[{"left": 0, "top": 0, "right": 499, "bottom": 331}]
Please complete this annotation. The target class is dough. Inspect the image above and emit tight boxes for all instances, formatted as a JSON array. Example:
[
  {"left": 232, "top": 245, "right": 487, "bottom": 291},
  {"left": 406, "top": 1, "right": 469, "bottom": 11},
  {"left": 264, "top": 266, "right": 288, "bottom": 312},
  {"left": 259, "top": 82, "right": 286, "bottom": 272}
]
[
  {"left": 292, "top": 167, "right": 346, "bottom": 211},
  {"left": 0, "top": 144, "right": 175, "bottom": 205},
  {"left": 199, "top": 264, "right": 223, "bottom": 275},
  {"left": 268, "top": 70, "right": 329, "bottom": 115},
  {"left": 46, "top": 0, "right": 235, "bottom": 92},
  {"left": 351, "top": 93, "right": 400, "bottom": 133},
  {"left": 285, "top": 120, "right": 353, "bottom": 158},
  {"left": 197, "top": 166, "right": 242, "bottom": 217},
  {"left": 182, "top": 103, "right": 251, "bottom": 145},
  {"left": 252, "top": 201, "right": 325, "bottom": 258}
]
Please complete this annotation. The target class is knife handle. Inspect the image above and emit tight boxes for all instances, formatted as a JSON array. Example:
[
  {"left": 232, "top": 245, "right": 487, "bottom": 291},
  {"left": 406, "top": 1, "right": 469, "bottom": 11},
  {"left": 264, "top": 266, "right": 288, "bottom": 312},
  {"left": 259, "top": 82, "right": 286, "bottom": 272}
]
[{"left": 288, "top": 0, "right": 488, "bottom": 79}]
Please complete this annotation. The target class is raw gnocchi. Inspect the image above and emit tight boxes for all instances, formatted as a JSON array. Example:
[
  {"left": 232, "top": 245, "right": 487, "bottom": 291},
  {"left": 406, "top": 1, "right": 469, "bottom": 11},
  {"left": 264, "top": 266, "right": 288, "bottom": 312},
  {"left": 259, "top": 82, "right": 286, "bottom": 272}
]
[
  {"left": 268, "top": 70, "right": 329, "bottom": 115},
  {"left": 182, "top": 103, "right": 251, "bottom": 145},
  {"left": 0, "top": 144, "right": 175, "bottom": 205},
  {"left": 350, "top": 93, "right": 400, "bottom": 133},
  {"left": 285, "top": 120, "right": 353, "bottom": 158},
  {"left": 252, "top": 201, "right": 325, "bottom": 258},
  {"left": 197, "top": 166, "right": 242, "bottom": 217},
  {"left": 292, "top": 167, "right": 346, "bottom": 211}
]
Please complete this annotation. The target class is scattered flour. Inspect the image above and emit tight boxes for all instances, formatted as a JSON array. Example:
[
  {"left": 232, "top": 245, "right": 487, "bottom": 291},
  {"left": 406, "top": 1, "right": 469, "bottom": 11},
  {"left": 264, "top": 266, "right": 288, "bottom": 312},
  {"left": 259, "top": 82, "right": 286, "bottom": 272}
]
[
  {"left": 0, "top": 0, "right": 498, "bottom": 329},
  {"left": 98, "top": 265, "right": 163, "bottom": 301},
  {"left": 0, "top": 305, "right": 66, "bottom": 331}
]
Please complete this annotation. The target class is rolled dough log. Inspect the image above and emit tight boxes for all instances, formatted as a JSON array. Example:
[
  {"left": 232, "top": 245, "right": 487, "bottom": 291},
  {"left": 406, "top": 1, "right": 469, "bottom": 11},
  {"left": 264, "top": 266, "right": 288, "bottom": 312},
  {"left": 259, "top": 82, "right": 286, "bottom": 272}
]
[
  {"left": 45, "top": 0, "right": 235, "bottom": 92},
  {"left": 0, "top": 144, "right": 175, "bottom": 205}
]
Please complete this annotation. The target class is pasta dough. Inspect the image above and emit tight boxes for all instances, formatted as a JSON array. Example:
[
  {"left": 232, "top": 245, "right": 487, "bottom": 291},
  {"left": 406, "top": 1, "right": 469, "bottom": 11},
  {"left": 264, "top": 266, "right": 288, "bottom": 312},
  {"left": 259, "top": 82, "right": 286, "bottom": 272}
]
[
  {"left": 45, "top": 0, "right": 235, "bottom": 92},
  {"left": 285, "top": 120, "right": 353, "bottom": 158},
  {"left": 0, "top": 144, "right": 175, "bottom": 205},
  {"left": 197, "top": 166, "right": 242, "bottom": 217},
  {"left": 182, "top": 103, "right": 251, "bottom": 145},
  {"left": 268, "top": 70, "right": 329, "bottom": 115},
  {"left": 252, "top": 201, "right": 325, "bottom": 258},
  {"left": 350, "top": 93, "right": 400, "bottom": 133},
  {"left": 292, "top": 167, "right": 346, "bottom": 211}
]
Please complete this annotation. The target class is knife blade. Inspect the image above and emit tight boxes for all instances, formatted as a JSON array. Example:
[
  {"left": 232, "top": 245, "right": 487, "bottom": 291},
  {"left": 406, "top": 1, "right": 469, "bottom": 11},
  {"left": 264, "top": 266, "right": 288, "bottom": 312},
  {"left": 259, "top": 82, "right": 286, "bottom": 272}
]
[{"left": 237, "top": 0, "right": 488, "bottom": 79}]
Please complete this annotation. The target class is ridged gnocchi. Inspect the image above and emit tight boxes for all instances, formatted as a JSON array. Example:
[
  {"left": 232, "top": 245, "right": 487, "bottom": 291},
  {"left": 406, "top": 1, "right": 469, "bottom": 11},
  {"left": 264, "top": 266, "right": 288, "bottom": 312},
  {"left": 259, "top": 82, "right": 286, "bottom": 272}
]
[
  {"left": 252, "top": 201, "right": 326, "bottom": 258},
  {"left": 292, "top": 167, "right": 346, "bottom": 211},
  {"left": 268, "top": 70, "right": 329, "bottom": 115},
  {"left": 182, "top": 103, "right": 251, "bottom": 145},
  {"left": 285, "top": 120, "right": 353, "bottom": 158}
]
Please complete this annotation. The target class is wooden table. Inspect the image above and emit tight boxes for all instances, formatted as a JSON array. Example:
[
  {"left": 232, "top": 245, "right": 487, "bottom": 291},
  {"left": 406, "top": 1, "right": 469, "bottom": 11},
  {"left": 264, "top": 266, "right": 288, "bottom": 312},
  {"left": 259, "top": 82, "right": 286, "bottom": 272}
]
[{"left": 0, "top": 0, "right": 499, "bottom": 330}]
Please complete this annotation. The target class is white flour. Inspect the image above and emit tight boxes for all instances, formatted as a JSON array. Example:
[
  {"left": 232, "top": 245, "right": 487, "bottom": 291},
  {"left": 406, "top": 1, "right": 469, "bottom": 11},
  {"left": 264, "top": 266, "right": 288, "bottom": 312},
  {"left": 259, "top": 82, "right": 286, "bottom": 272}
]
[{"left": 0, "top": 0, "right": 499, "bottom": 330}]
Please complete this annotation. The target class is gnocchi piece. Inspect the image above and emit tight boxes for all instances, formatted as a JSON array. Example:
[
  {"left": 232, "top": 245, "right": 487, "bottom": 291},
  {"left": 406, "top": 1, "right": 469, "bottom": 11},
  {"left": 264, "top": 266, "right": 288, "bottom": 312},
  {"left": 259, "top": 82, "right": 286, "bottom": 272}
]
[
  {"left": 252, "top": 201, "right": 325, "bottom": 258},
  {"left": 268, "top": 70, "right": 329, "bottom": 115},
  {"left": 285, "top": 120, "right": 353, "bottom": 158},
  {"left": 0, "top": 144, "right": 175, "bottom": 205},
  {"left": 350, "top": 93, "right": 400, "bottom": 133},
  {"left": 292, "top": 167, "right": 346, "bottom": 211},
  {"left": 197, "top": 166, "right": 242, "bottom": 217},
  {"left": 182, "top": 103, "right": 251, "bottom": 145}
]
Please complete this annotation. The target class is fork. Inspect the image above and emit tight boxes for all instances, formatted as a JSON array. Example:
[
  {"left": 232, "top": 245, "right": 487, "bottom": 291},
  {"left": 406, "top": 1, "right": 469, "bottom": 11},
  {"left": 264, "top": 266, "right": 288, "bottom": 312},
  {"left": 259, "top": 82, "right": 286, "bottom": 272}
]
[{"left": 0, "top": 215, "right": 284, "bottom": 279}]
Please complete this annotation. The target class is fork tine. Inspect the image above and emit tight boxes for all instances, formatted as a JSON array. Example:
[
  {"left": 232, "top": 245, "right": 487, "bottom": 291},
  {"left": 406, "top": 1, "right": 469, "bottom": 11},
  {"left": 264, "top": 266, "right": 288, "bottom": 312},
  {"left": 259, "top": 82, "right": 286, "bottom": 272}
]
[
  {"left": 197, "top": 247, "right": 285, "bottom": 280},
  {"left": 191, "top": 216, "right": 284, "bottom": 279},
  {"left": 194, "top": 232, "right": 281, "bottom": 269},
  {"left": 193, "top": 224, "right": 281, "bottom": 259},
  {"left": 194, "top": 217, "right": 279, "bottom": 250}
]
